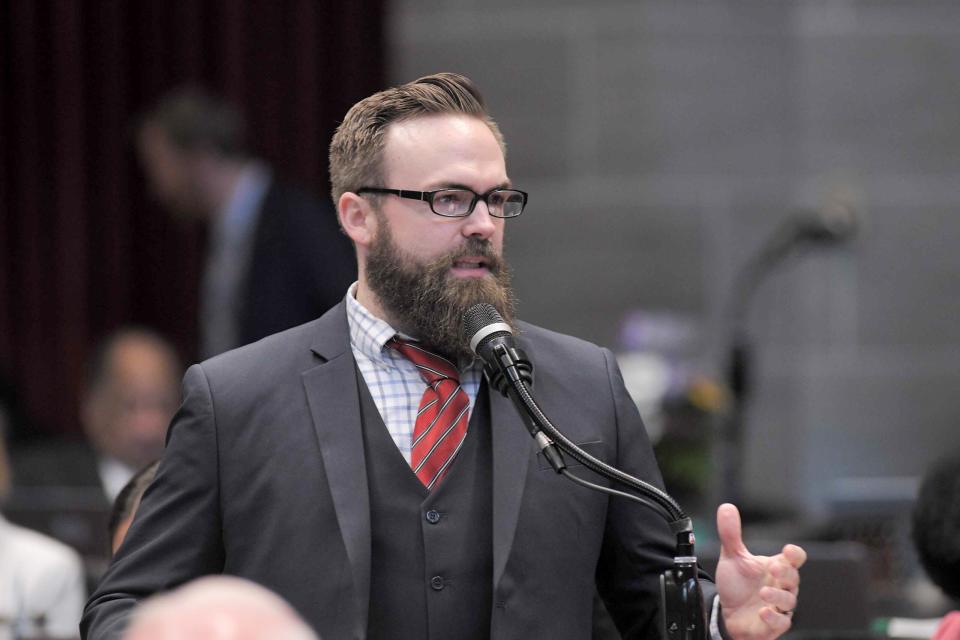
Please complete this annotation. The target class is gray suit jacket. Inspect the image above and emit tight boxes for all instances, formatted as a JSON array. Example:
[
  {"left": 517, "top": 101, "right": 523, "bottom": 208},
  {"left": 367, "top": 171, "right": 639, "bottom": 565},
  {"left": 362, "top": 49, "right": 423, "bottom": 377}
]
[{"left": 82, "top": 302, "right": 715, "bottom": 639}]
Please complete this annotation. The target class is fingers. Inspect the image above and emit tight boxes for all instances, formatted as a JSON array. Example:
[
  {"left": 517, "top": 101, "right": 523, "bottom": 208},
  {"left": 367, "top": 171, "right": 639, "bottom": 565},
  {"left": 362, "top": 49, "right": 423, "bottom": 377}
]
[
  {"left": 716, "top": 503, "right": 748, "bottom": 557},
  {"left": 782, "top": 543, "right": 807, "bottom": 568},
  {"left": 760, "top": 586, "right": 797, "bottom": 614},
  {"left": 769, "top": 557, "right": 800, "bottom": 591},
  {"left": 759, "top": 606, "right": 794, "bottom": 635}
]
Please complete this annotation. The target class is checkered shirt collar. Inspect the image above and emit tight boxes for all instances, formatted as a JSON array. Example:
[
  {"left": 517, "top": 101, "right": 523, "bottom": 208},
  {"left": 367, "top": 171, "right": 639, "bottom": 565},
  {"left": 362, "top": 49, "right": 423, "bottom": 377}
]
[{"left": 345, "top": 283, "right": 404, "bottom": 366}]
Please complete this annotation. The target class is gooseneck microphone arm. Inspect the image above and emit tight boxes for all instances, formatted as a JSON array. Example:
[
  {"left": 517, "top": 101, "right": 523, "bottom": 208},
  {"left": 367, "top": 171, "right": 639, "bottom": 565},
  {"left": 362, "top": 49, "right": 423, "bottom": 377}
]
[
  {"left": 492, "top": 338, "right": 684, "bottom": 523},
  {"left": 462, "top": 303, "right": 707, "bottom": 640}
]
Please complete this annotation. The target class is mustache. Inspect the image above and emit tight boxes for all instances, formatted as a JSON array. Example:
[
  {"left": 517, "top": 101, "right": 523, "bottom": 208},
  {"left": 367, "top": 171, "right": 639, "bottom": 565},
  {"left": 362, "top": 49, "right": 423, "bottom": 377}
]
[{"left": 436, "top": 238, "right": 503, "bottom": 273}]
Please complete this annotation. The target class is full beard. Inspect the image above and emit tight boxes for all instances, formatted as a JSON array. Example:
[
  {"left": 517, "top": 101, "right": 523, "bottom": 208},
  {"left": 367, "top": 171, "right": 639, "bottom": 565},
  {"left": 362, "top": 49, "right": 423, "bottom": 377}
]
[{"left": 365, "top": 220, "right": 517, "bottom": 362}]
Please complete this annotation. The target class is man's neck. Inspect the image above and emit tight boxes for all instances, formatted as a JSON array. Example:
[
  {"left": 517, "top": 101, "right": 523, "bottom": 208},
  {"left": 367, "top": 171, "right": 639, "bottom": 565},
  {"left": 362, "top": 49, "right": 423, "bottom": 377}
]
[{"left": 353, "top": 279, "right": 400, "bottom": 331}]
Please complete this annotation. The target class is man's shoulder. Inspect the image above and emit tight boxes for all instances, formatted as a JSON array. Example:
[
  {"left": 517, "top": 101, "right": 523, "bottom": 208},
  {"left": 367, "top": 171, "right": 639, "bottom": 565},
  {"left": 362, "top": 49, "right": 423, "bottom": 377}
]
[
  {"left": 515, "top": 320, "right": 615, "bottom": 378},
  {"left": 516, "top": 320, "right": 610, "bottom": 356}
]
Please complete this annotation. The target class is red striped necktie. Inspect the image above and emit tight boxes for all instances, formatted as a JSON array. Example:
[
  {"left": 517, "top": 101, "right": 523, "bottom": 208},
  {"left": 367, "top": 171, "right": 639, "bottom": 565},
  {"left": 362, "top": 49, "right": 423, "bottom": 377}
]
[{"left": 388, "top": 337, "right": 470, "bottom": 490}]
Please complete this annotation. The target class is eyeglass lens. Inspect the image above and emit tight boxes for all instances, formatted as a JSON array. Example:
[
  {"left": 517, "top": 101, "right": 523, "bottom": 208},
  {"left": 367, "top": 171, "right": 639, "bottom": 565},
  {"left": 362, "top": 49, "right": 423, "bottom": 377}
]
[{"left": 432, "top": 189, "right": 524, "bottom": 217}]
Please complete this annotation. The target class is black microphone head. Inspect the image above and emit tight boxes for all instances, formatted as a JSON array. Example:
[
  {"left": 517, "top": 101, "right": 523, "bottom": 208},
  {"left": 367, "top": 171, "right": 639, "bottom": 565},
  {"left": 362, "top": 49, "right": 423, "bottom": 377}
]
[
  {"left": 463, "top": 303, "right": 502, "bottom": 337},
  {"left": 462, "top": 303, "right": 513, "bottom": 356}
]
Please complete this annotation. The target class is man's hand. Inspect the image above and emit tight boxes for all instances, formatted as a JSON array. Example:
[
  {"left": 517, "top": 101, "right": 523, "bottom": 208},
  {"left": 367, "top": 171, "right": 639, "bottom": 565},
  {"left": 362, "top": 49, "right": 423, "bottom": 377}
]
[{"left": 715, "top": 503, "right": 807, "bottom": 640}]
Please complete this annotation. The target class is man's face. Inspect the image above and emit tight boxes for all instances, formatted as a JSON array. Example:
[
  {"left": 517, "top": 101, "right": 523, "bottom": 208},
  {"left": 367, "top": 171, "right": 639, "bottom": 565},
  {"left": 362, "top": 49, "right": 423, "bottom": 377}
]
[
  {"left": 83, "top": 337, "right": 180, "bottom": 469},
  {"left": 137, "top": 125, "right": 206, "bottom": 219},
  {"left": 374, "top": 114, "right": 508, "bottom": 268},
  {"left": 362, "top": 114, "right": 516, "bottom": 358}
]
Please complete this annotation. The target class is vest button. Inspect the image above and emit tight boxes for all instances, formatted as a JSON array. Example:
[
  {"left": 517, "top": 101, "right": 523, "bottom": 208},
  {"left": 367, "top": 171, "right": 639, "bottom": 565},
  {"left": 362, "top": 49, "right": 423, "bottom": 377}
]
[
  {"left": 430, "top": 575, "right": 445, "bottom": 590},
  {"left": 425, "top": 509, "right": 441, "bottom": 524}
]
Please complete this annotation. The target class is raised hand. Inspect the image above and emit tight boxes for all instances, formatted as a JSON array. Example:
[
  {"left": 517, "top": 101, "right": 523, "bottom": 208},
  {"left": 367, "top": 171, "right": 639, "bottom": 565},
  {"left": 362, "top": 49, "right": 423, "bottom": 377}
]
[{"left": 714, "top": 503, "right": 807, "bottom": 640}]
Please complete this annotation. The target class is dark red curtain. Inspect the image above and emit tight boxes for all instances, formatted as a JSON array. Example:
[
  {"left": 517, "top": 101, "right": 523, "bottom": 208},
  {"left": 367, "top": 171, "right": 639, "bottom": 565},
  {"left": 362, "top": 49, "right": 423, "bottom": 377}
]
[{"left": 0, "top": 1, "right": 385, "bottom": 440}]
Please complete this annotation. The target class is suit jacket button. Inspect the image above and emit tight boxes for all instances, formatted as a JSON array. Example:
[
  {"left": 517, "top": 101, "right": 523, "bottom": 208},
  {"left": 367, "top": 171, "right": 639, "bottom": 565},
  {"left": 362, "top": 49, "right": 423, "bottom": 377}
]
[
  {"left": 425, "top": 509, "right": 441, "bottom": 524},
  {"left": 430, "top": 575, "right": 445, "bottom": 590}
]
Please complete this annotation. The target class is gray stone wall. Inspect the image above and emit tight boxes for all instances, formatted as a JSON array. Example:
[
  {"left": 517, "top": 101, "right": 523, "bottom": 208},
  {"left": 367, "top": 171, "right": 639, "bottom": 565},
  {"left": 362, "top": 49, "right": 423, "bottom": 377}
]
[{"left": 388, "top": 0, "right": 960, "bottom": 515}]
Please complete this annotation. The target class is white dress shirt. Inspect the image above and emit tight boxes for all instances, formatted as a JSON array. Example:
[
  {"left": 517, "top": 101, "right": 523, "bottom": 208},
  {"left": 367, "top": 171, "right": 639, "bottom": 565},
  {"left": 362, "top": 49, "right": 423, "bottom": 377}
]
[{"left": 0, "top": 515, "right": 85, "bottom": 640}]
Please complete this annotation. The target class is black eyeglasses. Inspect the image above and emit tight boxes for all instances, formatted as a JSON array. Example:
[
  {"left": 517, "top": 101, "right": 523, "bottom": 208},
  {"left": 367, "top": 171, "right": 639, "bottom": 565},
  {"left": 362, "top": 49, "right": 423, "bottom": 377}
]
[{"left": 356, "top": 187, "right": 528, "bottom": 219}]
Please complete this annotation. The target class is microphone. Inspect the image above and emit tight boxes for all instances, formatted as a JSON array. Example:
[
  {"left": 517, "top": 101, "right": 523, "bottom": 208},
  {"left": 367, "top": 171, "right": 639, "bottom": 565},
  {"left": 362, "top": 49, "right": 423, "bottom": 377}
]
[
  {"left": 461, "top": 303, "right": 532, "bottom": 394},
  {"left": 789, "top": 201, "right": 858, "bottom": 246},
  {"left": 462, "top": 303, "right": 513, "bottom": 361},
  {"left": 760, "top": 202, "right": 858, "bottom": 267},
  {"left": 462, "top": 302, "right": 560, "bottom": 466}
]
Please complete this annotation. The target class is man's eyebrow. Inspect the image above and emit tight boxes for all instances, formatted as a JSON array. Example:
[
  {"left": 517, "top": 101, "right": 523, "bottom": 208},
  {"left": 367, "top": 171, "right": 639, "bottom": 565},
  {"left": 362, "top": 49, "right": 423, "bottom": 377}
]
[{"left": 431, "top": 181, "right": 513, "bottom": 191}]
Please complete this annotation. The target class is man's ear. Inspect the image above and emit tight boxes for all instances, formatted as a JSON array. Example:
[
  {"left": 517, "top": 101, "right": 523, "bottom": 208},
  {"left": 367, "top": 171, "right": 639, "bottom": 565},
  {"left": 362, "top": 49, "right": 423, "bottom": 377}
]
[{"left": 338, "top": 191, "right": 377, "bottom": 248}]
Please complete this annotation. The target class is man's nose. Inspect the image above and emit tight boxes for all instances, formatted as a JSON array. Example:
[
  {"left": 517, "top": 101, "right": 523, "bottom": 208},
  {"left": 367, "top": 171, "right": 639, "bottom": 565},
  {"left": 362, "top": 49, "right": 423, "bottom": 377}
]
[{"left": 461, "top": 200, "right": 497, "bottom": 239}]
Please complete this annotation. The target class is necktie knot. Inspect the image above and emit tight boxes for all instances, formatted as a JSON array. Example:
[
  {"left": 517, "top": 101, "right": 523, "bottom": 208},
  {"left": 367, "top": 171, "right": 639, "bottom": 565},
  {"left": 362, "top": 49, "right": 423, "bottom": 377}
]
[{"left": 388, "top": 337, "right": 460, "bottom": 386}]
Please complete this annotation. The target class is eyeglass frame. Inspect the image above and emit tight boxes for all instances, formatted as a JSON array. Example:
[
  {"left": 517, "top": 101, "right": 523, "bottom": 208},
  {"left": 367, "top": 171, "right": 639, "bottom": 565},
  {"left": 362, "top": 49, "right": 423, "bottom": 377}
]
[{"left": 355, "top": 186, "right": 528, "bottom": 219}]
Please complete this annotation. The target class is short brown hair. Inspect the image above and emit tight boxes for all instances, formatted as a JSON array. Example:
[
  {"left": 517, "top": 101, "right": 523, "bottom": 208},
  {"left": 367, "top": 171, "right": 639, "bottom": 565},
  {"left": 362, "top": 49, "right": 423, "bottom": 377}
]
[{"left": 328, "top": 72, "right": 506, "bottom": 206}]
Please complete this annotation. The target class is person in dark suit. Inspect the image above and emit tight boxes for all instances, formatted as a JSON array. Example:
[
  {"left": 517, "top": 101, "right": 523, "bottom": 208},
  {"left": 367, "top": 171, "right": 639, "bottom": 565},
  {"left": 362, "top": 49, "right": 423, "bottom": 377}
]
[
  {"left": 136, "top": 88, "right": 356, "bottom": 358},
  {"left": 84, "top": 73, "right": 805, "bottom": 640}
]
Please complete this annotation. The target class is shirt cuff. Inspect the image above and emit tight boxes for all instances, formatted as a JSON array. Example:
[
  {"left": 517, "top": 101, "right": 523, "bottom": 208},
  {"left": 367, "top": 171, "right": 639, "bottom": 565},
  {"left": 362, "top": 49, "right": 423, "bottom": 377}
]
[{"left": 710, "top": 594, "right": 724, "bottom": 640}]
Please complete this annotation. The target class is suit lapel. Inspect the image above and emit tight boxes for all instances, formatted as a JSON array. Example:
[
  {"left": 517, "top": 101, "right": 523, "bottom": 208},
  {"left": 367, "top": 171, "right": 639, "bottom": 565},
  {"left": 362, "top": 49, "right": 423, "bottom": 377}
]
[
  {"left": 490, "top": 365, "right": 538, "bottom": 589},
  {"left": 301, "top": 304, "right": 371, "bottom": 638}
]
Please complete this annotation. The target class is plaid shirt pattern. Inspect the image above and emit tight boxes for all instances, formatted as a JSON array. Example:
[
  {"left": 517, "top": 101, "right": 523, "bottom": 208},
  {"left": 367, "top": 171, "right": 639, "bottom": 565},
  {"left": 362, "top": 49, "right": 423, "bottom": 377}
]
[{"left": 345, "top": 285, "right": 483, "bottom": 464}]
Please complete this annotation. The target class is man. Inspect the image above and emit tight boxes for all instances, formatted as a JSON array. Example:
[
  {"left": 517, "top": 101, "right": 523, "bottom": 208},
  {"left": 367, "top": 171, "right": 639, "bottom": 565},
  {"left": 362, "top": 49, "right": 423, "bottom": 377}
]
[
  {"left": 123, "top": 576, "right": 318, "bottom": 640},
  {"left": 84, "top": 73, "right": 805, "bottom": 640},
  {"left": 137, "top": 88, "right": 356, "bottom": 358},
  {"left": 12, "top": 328, "right": 180, "bottom": 506}
]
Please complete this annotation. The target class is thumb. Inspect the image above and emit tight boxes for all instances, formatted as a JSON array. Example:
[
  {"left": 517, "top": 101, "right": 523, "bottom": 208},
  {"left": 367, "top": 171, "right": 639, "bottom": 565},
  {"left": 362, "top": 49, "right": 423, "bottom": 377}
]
[{"left": 717, "top": 503, "right": 748, "bottom": 558}]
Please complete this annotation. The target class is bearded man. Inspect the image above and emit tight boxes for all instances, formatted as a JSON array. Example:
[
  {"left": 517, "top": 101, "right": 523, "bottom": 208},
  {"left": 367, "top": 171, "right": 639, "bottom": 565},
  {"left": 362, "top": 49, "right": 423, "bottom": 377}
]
[{"left": 83, "top": 73, "right": 805, "bottom": 640}]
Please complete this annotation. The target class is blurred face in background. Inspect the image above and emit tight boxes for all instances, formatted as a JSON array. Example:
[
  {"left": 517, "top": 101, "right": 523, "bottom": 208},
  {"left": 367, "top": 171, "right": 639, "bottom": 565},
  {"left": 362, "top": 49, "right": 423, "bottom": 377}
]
[
  {"left": 82, "top": 334, "right": 180, "bottom": 470},
  {"left": 137, "top": 124, "right": 208, "bottom": 220}
]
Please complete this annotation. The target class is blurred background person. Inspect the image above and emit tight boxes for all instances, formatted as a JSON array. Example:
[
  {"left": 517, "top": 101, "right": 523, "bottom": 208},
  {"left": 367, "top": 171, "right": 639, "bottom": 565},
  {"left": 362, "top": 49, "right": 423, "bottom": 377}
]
[
  {"left": 1, "top": 389, "right": 86, "bottom": 640},
  {"left": 136, "top": 88, "right": 357, "bottom": 358},
  {"left": 108, "top": 460, "right": 159, "bottom": 556},
  {"left": 13, "top": 328, "right": 180, "bottom": 506},
  {"left": 912, "top": 450, "right": 960, "bottom": 640},
  {"left": 123, "top": 576, "right": 318, "bottom": 640},
  {"left": 8, "top": 328, "right": 180, "bottom": 588}
]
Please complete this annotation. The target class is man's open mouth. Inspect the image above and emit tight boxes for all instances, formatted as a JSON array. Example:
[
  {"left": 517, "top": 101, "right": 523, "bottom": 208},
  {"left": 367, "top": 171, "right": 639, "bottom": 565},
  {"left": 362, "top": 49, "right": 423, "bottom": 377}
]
[{"left": 452, "top": 258, "right": 489, "bottom": 270}]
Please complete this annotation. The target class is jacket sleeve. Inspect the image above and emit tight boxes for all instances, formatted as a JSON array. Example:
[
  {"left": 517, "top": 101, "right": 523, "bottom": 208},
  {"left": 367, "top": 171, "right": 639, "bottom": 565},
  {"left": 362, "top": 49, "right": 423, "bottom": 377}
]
[
  {"left": 81, "top": 364, "right": 225, "bottom": 640},
  {"left": 594, "top": 347, "right": 717, "bottom": 640}
]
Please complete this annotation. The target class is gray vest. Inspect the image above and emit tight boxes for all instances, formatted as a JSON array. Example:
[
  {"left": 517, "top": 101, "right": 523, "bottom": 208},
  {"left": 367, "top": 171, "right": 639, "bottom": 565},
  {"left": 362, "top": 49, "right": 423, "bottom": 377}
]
[{"left": 357, "top": 372, "right": 493, "bottom": 640}]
